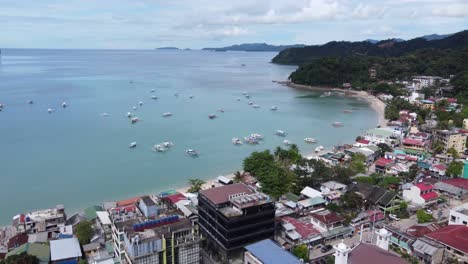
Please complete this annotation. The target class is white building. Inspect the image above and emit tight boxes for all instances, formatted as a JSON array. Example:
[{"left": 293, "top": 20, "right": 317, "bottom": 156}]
[
  {"left": 403, "top": 183, "right": 439, "bottom": 207},
  {"left": 300, "top": 186, "right": 323, "bottom": 199},
  {"left": 412, "top": 76, "right": 442, "bottom": 89},
  {"left": 449, "top": 203, "right": 468, "bottom": 226}
]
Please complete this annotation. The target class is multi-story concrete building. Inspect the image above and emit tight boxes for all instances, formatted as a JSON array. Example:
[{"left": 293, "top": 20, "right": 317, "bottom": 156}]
[
  {"left": 12, "top": 205, "right": 66, "bottom": 235},
  {"left": 111, "top": 212, "right": 200, "bottom": 264},
  {"left": 434, "top": 130, "right": 467, "bottom": 154},
  {"left": 449, "top": 204, "right": 468, "bottom": 226},
  {"left": 198, "top": 183, "right": 275, "bottom": 262},
  {"left": 412, "top": 76, "right": 442, "bottom": 89}
]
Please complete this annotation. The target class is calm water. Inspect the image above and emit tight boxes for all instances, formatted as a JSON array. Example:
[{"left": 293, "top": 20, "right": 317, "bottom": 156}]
[{"left": 0, "top": 49, "right": 377, "bottom": 225}]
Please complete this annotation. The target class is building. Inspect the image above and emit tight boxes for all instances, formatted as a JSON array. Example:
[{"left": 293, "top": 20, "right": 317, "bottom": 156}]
[
  {"left": 402, "top": 138, "right": 427, "bottom": 152},
  {"left": 402, "top": 183, "right": 439, "bottom": 207},
  {"left": 348, "top": 182, "right": 401, "bottom": 213},
  {"left": 96, "top": 211, "right": 112, "bottom": 240},
  {"left": 406, "top": 223, "right": 441, "bottom": 237},
  {"left": 364, "top": 128, "right": 397, "bottom": 145},
  {"left": 374, "top": 158, "right": 394, "bottom": 174},
  {"left": 412, "top": 237, "right": 445, "bottom": 264},
  {"left": 310, "top": 210, "right": 344, "bottom": 233},
  {"left": 7, "top": 233, "right": 28, "bottom": 251},
  {"left": 386, "top": 226, "right": 415, "bottom": 254},
  {"left": 198, "top": 183, "right": 275, "bottom": 261},
  {"left": 278, "top": 216, "right": 321, "bottom": 248},
  {"left": 320, "top": 181, "right": 347, "bottom": 202},
  {"left": 5, "top": 243, "right": 50, "bottom": 264},
  {"left": 350, "top": 210, "right": 384, "bottom": 229},
  {"left": 120, "top": 217, "right": 200, "bottom": 264},
  {"left": 137, "top": 196, "right": 159, "bottom": 218},
  {"left": 434, "top": 179, "right": 468, "bottom": 200},
  {"left": 449, "top": 203, "right": 468, "bottom": 226},
  {"left": 434, "top": 130, "right": 467, "bottom": 154},
  {"left": 12, "top": 205, "right": 66, "bottom": 235},
  {"left": 243, "top": 239, "right": 302, "bottom": 264},
  {"left": 424, "top": 225, "right": 468, "bottom": 263},
  {"left": 412, "top": 76, "right": 442, "bottom": 88},
  {"left": 300, "top": 186, "right": 323, "bottom": 199},
  {"left": 50, "top": 237, "right": 82, "bottom": 264},
  {"left": 333, "top": 228, "right": 408, "bottom": 264}
]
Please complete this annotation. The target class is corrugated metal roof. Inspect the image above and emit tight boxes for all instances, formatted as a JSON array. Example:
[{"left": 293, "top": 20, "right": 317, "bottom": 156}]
[
  {"left": 413, "top": 239, "right": 440, "bottom": 255},
  {"left": 50, "top": 238, "right": 82, "bottom": 261},
  {"left": 300, "top": 187, "right": 322, "bottom": 199},
  {"left": 96, "top": 211, "right": 111, "bottom": 225},
  {"left": 245, "top": 239, "right": 301, "bottom": 264}
]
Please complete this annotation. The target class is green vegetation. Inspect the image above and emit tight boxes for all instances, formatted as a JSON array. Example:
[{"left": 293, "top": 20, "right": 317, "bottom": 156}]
[
  {"left": 446, "top": 161, "right": 464, "bottom": 177},
  {"left": 0, "top": 253, "right": 39, "bottom": 264},
  {"left": 349, "top": 153, "right": 367, "bottom": 174},
  {"left": 447, "top": 147, "right": 461, "bottom": 159},
  {"left": 233, "top": 171, "right": 242, "bottom": 183},
  {"left": 187, "top": 179, "right": 206, "bottom": 193},
  {"left": 75, "top": 220, "right": 94, "bottom": 245},
  {"left": 291, "top": 244, "right": 309, "bottom": 261},
  {"left": 416, "top": 209, "right": 434, "bottom": 223}
]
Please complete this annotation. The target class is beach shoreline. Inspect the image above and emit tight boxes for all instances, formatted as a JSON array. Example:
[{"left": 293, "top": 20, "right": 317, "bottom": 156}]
[{"left": 282, "top": 81, "right": 388, "bottom": 127}]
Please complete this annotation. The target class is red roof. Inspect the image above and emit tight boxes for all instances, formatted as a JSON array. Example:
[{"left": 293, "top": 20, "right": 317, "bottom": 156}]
[
  {"left": 421, "top": 192, "right": 438, "bottom": 201},
  {"left": 200, "top": 183, "right": 254, "bottom": 205},
  {"left": 415, "top": 183, "right": 434, "bottom": 191},
  {"left": 310, "top": 210, "right": 344, "bottom": 225},
  {"left": 441, "top": 178, "right": 468, "bottom": 189},
  {"left": 357, "top": 139, "right": 370, "bottom": 144},
  {"left": 7, "top": 233, "right": 28, "bottom": 249},
  {"left": 349, "top": 243, "right": 408, "bottom": 264},
  {"left": 282, "top": 216, "right": 320, "bottom": 238},
  {"left": 164, "top": 193, "right": 186, "bottom": 205},
  {"left": 407, "top": 223, "right": 441, "bottom": 237},
  {"left": 375, "top": 158, "right": 393, "bottom": 167},
  {"left": 405, "top": 156, "right": 418, "bottom": 161},
  {"left": 402, "top": 138, "right": 425, "bottom": 146},
  {"left": 447, "top": 98, "right": 457, "bottom": 103},
  {"left": 432, "top": 164, "right": 447, "bottom": 171},
  {"left": 425, "top": 225, "right": 468, "bottom": 254},
  {"left": 117, "top": 196, "right": 140, "bottom": 207}
]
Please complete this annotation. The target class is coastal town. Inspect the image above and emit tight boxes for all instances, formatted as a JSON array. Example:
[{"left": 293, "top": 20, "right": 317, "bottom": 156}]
[{"left": 1, "top": 73, "right": 467, "bottom": 264}]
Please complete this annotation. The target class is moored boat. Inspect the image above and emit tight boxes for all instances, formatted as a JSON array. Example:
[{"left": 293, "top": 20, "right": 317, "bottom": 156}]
[
  {"left": 131, "top": 117, "right": 139, "bottom": 123},
  {"left": 129, "top": 142, "right": 137, "bottom": 148},
  {"left": 162, "top": 112, "right": 173, "bottom": 117},
  {"left": 275, "top": 130, "right": 286, "bottom": 137},
  {"left": 232, "top": 138, "right": 243, "bottom": 145},
  {"left": 61, "top": 102, "right": 67, "bottom": 108},
  {"left": 127, "top": 112, "right": 132, "bottom": 118},
  {"left": 270, "top": 106, "right": 278, "bottom": 111},
  {"left": 208, "top": 114, "right": 217, "bottom": 119},
  {"left": 151, "top": 96, "right": 158, "bottom": 100},
  {"left": 332, "top": 122, "right": 343, "bottom": 127},
  {"left": 153, "top": 144, "right": 166, "bottom": 152},
  {"left": 304, "top": 138, "right": 317, "bottom": 143},
  {"left": 252, "top": 104, "right": 260, "bottom": 108},
  {"left": 186, "top": 149, "right": 199, "bottom": 157},
  {"left": 162, "top": 141, "right": 174, "bottom": 148},
  {"left": 283, "top": 140, "right": 291, "bottom": 146}
]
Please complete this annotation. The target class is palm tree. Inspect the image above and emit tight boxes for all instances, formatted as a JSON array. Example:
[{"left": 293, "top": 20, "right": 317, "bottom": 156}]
[{"left": 233, "top": 171, "right": 242, "bottom": 183}]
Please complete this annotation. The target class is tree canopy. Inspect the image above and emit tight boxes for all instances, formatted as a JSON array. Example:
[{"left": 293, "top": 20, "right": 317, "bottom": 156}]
[
  {"left": 0, "top": 253, "right": 39, "bottom": 264},
  {"left": 446, "top": 161, "right": 463, "bottom": 177},
  {"left": 75, "top": 220, "right": 94, "bottom": 245},
  {"left": 291, "top": 244, "right": 309, "bottom": 261},
  {"left": 187, "top": 179, "right": 205, "bottom": 193}
]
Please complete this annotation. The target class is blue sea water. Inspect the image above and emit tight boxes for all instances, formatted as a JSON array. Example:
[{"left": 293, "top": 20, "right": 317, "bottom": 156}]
[{"left": 0, "top": 49, "right": 377, "bottom": 225}]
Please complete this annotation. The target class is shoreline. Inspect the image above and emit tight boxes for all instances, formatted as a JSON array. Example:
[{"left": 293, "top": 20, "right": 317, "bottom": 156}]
[
  {"left": 0, "top": 81, "right": 386, "bottom": 227},
  {"left": 282, "top": 81, "right": 388, "bottom": 127}
]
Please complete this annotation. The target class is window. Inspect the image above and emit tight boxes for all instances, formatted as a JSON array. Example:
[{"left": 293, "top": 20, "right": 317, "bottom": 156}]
[{"left": 463, "top": 221, "right": 467, "bottom": 225}]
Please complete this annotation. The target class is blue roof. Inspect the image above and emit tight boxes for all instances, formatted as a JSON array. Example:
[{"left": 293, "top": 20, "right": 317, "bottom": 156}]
[{"left": 245, "top": 239, "right": 301, "bottom": 264}]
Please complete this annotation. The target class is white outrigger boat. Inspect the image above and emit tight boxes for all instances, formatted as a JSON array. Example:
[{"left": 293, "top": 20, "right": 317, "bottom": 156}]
[
  {"left": 47, "top": 108, "right": 54, "bottom": 113},
  {"left": 275, "top": 130, "right": 287, "bottom": 137},
  {"left": 162, "top": 112, "right": 173, "bottom": 117},
  {"left": 189, "top": 95, "right": 194, "bottom": 99},
  {"left": 244, "top": 136, "right": 260, "bottom": 144},
  {"left": 131, "top": 117, "right": 139, "bottom": 124},
  {"left": 162, "top": 141, "right": 174, "bottom": 148},
  {"left": 320, "top": 91, "right": 332, "bottom": 97},
  {"left": 129, "top": 142, "right": 137, "bottom": 148},
  {"left": 61, "top": 102, "right": 68, "bottom": 108},
  {"left": 304, "top": 138, "right": 317, "bottom": 143},
  {"left": 186, "top": 149, "right": 199, "bottom": 157},
  {"left": 0, "top": 103, "right": 3, "bottom": 110},
  {"left": 232, "top": 138, "right": 243, "bottom": 145},
  {"left": 208, "top": 114, "right": 217, "bottom": 119},
  {"left": 283, "top": 140, "right": 291, "bottom": 146},
  {"left": 132, "top": 106, "right": 137, "bottom": 110},
  {"left": 250, "top": 133, "right": 264, "bottom": 140},
  {"left": 332, "top": 122, "right": 343, "bottom": 127},
  {"left": 101, "top": 113, "right": 109, "bottom": 117},
  {"left": 252, "top": 104, "right": 260, "bottom": 109},
  {"left": 151, "top": 96, "right": 158, "bottom": 100},
  {"left": 127, "top": 112, "right": 132, "bottom": 118},
  {"left": 28, "top": 100, "right": 34, "bottom": 104},
  {"left": 270, "top": 106, "right": 278, "bottom": 111},
  {"left": 248, "top": 101, "right": 254, "bottom": 105},
  {"left": 315, "top": 147, "right": 321, "bottom": 153},
  {"left": 138, "top": 101, "right": 144, "bottom": 106},
  {"left": 151, "top": 89, "right": 155, "bottom": 93},
  {"left": 153, "top": 144, "right": 166, "bottom": 152}
]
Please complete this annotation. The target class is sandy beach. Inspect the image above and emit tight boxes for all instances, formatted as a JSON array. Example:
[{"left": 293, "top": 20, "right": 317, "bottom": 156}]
[{"left": 282, "top": 81, "right": 388, "bottom": 127}]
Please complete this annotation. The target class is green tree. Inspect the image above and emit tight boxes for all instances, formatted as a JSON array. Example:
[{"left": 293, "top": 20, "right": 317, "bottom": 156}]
[
  {"left": 0, "top": 253, "right": 39, "bottom": 264},
  {"left": 291, "top": 244, "right": 309, "bottom": 261},
  {"left": 447, "top": 147, "right": 461, "bottom": 159},
  {"left": 341, "top": 191, "right": 364, "bottom": 211},
  {"left": 243, "top": 150, "right": 275, "bottom": 177},
  {"left": 377, "top": 143, "right": 392, "bottom": 154},
  {"left": 75, "top": 220, "right": 94, "bottom": 245},
  {"left": 432, "top": 141, "right": 444, "bottom": 155},
  {"left": 446, "top": 161, "right": 463, "bottom": 177},
  {"left": 233, "top": 171, "right": 242, "bottom": 183},
  {"left": 187, "top": 179, "right": 205, "bottom": 193},
  {"left": 416, "top": 209, "right": 434, "bottom": 223},
  {"left": 379, "top": 176, "right": 401, "bottom": 189},
  {"left": 349, "top": 153, "right": 367, "bottom": 174}
]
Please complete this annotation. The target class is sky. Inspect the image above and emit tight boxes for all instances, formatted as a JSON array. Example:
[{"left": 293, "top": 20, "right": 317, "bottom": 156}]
[{"left": 1, "top": 0, "right": 468, "bottom": 49}]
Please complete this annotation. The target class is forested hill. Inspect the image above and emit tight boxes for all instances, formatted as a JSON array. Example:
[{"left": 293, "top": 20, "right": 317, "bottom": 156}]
[
  {"left": 272, "top": 30, "right": 468, "bottom": 65},
  {"left": 202, "top": 43, "right": 305, "bottom": 52}
]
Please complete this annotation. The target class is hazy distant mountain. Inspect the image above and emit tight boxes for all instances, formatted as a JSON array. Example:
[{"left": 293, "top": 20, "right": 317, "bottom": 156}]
[
  {"left": 421, "top": 33, "right": 453, "bottom": 41},
  {"left": 202, "top": 43, "right": 306, "bottom": 52},
  {"left": 366, "top": 38, "right": 405, "bottom": 44},
  {"left": 156, "top": 47, "right": 180, "bottom": 50},
  {"left": 365, "top": 39, "right": 380, "bottom": 44}
]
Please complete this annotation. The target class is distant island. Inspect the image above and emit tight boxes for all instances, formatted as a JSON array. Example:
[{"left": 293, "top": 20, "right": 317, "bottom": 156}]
[
  {"left": 156, "top": 47, "right": 191, "bottom": 50},
  {"left": 202, "top": 43, "right": 305, "bottom": 52}
]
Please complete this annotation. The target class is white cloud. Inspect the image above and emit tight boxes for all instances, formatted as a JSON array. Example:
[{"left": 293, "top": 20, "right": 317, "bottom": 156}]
[{"left": 432, "top": 4, "right": 468, "bottom": 17}]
